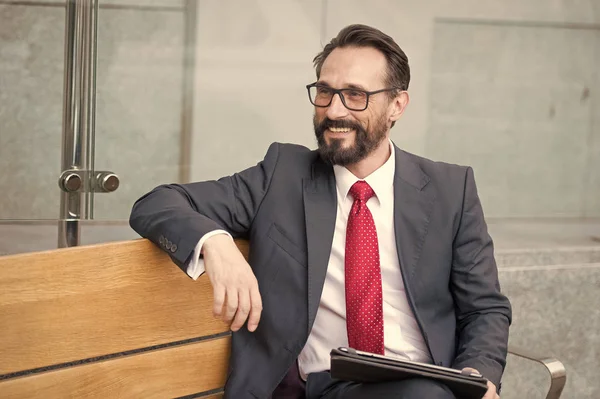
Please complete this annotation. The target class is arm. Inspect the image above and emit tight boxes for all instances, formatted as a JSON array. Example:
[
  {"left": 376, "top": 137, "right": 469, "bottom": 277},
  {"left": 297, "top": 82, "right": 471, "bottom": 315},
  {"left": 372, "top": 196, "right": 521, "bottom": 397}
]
[
  {"left": 129, "top": 142, "right": 281, "bottom": 272},
  {"left": 129, "top": 143, "right": 281, "bottom": 332},
  {"left": 450, "top": 167, "right": 512, "bottom": 389}
]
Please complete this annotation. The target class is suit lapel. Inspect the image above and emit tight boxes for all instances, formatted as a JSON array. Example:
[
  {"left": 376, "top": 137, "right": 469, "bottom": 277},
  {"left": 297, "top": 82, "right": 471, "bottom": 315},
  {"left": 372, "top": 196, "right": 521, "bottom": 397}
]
[
  {"left": 393, "top": 145, "right": 437, "bottom": 299},
  {"left": 303, "top": 159, "right": 337, "bottom": 335}
]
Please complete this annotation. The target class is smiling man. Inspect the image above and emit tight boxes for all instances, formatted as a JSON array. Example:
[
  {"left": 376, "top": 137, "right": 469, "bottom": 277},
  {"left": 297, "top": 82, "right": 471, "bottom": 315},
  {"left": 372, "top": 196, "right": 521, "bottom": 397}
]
[
  {"left": 310, "top": 45, "right": 406, "bottom": 176},
  {"left": 130, "top": 24, "right": 511, "bottom": 399}
]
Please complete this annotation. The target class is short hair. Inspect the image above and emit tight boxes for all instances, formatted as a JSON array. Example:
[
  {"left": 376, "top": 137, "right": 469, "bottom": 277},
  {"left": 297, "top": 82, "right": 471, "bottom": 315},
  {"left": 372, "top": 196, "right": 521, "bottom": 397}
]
[{"left": 313, "top": 24, "right": 410, "bottom": 93}]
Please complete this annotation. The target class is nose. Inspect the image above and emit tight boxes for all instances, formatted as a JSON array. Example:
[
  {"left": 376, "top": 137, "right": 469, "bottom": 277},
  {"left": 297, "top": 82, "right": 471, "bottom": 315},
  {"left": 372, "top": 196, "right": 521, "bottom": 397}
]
[{"left": 325, "top": 92, "right": 349, "bottom": 120}]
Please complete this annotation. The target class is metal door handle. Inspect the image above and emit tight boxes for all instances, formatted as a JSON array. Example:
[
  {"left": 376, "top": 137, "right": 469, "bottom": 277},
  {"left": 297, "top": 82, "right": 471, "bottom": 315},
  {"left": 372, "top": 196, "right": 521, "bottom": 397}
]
[
  {"left": 59, "top": 171, "right": 83, "bottom": 192},
  {"left": 95, "top": 172, "right": 119, "bottom": 193},
  {"left": 58, "top": 170, "right": 119, "bottom": 193}
]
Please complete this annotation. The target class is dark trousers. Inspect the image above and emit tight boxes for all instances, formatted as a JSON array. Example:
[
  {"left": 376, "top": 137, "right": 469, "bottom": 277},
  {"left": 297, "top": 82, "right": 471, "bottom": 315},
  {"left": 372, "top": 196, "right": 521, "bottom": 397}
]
[
  {"left": 305, "top": 372, "right": 455, "bottom": 399},
  {"left": 272, "top": 361, "right": 455, "bottom": 399}
]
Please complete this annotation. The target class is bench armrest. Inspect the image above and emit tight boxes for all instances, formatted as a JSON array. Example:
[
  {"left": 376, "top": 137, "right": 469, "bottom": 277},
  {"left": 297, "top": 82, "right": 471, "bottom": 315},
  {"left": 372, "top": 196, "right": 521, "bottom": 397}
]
[{"left": 508, "top": 345, "right": 567, "bottom": 399}]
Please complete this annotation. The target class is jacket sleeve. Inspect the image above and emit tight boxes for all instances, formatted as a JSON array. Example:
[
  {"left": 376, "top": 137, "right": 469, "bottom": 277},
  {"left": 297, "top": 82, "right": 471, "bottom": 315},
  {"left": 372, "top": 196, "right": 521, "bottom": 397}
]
[
  {"left": 450, "top": 166, "right": 512, "bottom": 388},
  {"left": 129, "top": 142, "right": 280, "bottom": 272}
]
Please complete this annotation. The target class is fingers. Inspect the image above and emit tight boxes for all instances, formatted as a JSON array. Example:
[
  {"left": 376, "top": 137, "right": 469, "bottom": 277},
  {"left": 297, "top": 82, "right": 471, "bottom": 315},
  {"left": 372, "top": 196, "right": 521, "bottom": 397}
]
[
  {"left": 230, "top": 289, "right": 250, "bottom": 331},
  {"left": 203, "top": 238, "right": 262, "bottom": 332},
  {"left": 482, "top": 389, "right": 498, "bottom": 399},
  {"left": 247, "top": 282, "right": 263, "bottom": 332},
  {"left": 212, "top": 284, "right": 226, "bottom": 318},
  {"left": 482, "top": 381, "right": 498, "bottom": 399},
  {"left": 462, "top": 368, "right": 497, "bottom": 399},
  {"left": 220, "top": 280, "right": 262, "bottom": 332},
  {"left": 212, "top": 277, "right": 261, "bottom": 332},
  {"left": 223, "top": 288, "right": 239, "bottom": 322}
]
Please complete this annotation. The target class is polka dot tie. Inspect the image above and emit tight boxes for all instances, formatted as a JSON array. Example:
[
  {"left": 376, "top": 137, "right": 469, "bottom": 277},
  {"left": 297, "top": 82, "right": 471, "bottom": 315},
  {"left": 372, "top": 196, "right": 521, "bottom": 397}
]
[{"left": 345, "top": 181, "right": 384, "bottom": 355}]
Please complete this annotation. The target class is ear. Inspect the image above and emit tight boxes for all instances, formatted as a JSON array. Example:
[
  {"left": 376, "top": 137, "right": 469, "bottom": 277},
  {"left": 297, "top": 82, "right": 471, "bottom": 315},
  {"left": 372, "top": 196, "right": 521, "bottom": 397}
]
[{"left": 388, "top": 91, "right": 409, "bottom": 123}]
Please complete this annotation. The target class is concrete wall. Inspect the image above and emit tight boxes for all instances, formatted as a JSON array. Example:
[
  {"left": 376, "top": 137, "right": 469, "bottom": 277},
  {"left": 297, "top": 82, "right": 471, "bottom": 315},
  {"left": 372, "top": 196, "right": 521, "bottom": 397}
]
[
  {"left": 190, "top": 0, "right": 600, "bottom": 219},
  {"left": 499, "top": 258, "right": 600, "bottom": 399}
]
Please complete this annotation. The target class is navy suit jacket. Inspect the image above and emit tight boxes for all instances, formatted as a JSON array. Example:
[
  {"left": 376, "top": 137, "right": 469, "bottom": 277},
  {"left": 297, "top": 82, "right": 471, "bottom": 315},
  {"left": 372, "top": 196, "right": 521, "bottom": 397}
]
[{"left": 130, "top": 142, "right": 512, "bottom": 399}]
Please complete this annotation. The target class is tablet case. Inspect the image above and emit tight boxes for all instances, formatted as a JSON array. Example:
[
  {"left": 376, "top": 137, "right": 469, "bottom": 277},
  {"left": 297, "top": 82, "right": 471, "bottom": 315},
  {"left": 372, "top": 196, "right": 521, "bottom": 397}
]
[{"left": 330, "top": 347, "right": 489, "bottom": 399}]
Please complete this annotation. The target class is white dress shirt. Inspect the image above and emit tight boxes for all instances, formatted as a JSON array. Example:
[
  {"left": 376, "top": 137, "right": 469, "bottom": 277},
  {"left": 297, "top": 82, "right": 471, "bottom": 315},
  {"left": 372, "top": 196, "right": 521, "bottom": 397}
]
[
  {"left": 186, "top": 230, "right": 229, "bottom": 280},
  {"left": 297, "top": 141, "right": 431, "bottom": 378},
  {"left": 186, "top": 141, "right": 431, "bottom": 380}
]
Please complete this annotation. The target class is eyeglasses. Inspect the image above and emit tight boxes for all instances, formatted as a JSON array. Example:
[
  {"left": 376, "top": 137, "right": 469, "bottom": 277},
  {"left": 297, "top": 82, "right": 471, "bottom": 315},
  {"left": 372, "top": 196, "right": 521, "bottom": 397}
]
[{"left": 306, "top": 82, "right": 401, "bottom": 111}]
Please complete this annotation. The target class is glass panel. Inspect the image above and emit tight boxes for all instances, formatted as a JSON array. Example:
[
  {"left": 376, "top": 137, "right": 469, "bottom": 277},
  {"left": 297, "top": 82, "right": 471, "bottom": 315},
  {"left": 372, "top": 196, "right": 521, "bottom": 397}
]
[
  {"left": 92, "top": 0, "right": 187, "bottom": 220},
  {"left": 0, "top": 1, "right": 66, "bottom": 221},
  {"left": 0, "top": 1, "right": 66, "bottom": 255},
  {"left": 92, "top": 0, "right": 325, "bottom": 219},
  {"left": 189, "top": 0, "right": 321, "bottom": 182},
  {"left": 585, "top": 32, "right": 600, "bottom": 217}
]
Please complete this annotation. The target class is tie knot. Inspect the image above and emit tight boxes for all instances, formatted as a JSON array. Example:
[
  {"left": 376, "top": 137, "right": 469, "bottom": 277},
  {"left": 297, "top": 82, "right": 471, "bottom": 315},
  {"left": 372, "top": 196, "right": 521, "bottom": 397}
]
[{"left": 349, "top": 181, "right": 375, "bottom": 202}]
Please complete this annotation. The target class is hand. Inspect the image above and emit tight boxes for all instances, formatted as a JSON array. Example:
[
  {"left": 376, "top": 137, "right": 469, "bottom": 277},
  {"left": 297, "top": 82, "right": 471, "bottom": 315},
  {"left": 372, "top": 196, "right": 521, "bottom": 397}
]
[
  {"left": 202, "top": 234, "right": 262, "bottom": 332},
  {"left": 462, "top": 368, "right": 499, "bottom": 399}
]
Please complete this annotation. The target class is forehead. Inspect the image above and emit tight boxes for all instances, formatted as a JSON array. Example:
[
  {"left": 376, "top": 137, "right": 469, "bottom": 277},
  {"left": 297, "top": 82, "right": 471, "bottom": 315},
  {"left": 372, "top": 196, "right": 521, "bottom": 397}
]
[{"left": 318, "top": 46, "right": 388, "bottom": 89}]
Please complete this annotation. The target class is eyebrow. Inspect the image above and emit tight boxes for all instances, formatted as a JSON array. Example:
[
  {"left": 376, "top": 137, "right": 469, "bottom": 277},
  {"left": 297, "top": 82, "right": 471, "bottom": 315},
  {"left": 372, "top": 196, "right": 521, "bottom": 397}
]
[
  {"left": 345, "top": 83, "right": 368, "bottom": 91},
  {"left": 316, "top": 81, "right": 368, "bottom": 91}
]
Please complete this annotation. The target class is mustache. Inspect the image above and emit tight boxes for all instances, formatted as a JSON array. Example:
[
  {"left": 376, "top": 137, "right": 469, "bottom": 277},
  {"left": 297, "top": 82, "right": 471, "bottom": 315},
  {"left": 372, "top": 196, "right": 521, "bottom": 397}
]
[{"left": 316, "top": 118, "right": 362, "bottom": 132}]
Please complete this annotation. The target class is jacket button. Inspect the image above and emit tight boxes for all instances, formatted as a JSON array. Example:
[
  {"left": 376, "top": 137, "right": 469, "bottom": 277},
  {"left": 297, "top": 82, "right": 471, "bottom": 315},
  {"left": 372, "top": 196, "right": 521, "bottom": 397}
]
[
  {"left": 165, "top": 241, "right": 172, "bottom": 250},
  {"left": 170, "top": 244, "right": 177, "bottom": 253},
  {"left": 159, "top": 236, "right": 165, "bottom": 245}
]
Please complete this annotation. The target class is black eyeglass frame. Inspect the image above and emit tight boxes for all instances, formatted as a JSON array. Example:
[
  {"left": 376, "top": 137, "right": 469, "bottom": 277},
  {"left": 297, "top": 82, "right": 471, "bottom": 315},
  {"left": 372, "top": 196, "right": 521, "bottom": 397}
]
[{"left": 306, "top": 82, "right": 402, "bottom": 111}]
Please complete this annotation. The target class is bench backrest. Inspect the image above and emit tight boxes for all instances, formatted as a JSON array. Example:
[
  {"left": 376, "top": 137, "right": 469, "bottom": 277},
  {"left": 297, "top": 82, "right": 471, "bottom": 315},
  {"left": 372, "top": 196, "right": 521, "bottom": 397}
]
[{"left": 0, "top": 239, "right": 249, "bottom": 398}]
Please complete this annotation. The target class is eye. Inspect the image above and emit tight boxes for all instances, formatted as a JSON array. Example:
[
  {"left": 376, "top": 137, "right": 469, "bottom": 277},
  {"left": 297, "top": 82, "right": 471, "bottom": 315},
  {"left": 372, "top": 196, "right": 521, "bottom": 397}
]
[{"left": 347, "top": 90, "right": 365, "bottom": 98}]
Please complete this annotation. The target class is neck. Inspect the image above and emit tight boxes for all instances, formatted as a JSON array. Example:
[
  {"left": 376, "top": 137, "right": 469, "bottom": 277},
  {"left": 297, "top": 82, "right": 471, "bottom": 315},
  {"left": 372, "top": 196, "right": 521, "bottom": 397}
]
[{"left": 346, "top": 138, "right": 391, "bottom": 179}]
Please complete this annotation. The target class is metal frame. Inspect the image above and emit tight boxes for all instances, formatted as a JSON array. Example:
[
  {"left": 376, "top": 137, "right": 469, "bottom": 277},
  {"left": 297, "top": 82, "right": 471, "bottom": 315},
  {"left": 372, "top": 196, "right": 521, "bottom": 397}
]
[
  {"left": 508, "top": 345, "right": 567, "bottom": 399},
  {"left": 58, "top": 0, "right": 98, "bottom": 247},
  {"left": 58, "top": 0, "right": 121, "bottom": 247}
]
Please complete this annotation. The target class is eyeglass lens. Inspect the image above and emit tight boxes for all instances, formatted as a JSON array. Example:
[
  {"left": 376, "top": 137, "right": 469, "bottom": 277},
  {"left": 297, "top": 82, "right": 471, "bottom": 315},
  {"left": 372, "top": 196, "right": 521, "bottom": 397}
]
[{"left": 309, "top": 86, "right": 368, "bottom": 111}]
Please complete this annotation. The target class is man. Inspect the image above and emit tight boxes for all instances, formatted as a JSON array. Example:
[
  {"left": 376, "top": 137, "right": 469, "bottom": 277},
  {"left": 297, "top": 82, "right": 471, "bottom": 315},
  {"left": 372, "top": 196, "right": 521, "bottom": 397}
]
[{"left": 130, "top": 24, "right": 511, "bottom": 399}]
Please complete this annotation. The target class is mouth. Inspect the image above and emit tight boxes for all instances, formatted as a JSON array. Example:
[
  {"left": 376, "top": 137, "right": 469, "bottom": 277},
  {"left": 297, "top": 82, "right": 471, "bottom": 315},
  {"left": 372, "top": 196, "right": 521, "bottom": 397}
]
[{"left": 326, "top": 127, "right": 355, "bottom": 136}]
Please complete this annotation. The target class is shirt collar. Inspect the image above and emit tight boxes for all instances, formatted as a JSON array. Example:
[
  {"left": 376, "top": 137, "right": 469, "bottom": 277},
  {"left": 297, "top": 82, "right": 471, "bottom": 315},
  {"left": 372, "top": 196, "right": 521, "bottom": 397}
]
[{"left": 333, "top": 140, "right": 396, "bottom": 205}]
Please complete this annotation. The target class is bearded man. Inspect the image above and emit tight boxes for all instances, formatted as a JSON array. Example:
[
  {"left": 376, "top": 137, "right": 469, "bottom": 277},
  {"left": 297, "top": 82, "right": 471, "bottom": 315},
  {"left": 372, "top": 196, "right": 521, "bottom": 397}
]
[{"left": 130, "top": 24, "right": 511, "bottom": 399}]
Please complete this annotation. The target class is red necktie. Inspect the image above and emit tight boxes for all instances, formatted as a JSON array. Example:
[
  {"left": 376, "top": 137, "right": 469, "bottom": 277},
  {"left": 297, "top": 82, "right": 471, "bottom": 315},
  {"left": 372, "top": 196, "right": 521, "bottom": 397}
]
[{"left": 345, "top": 181, "right": 384, "bottom": 354}]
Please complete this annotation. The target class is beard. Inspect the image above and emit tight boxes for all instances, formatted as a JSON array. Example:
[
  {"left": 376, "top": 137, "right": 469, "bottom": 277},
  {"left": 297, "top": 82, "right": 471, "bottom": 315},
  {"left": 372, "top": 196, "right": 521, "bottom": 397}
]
[{"left": 314, "top": 114, "right": 388, "bottom": 166}]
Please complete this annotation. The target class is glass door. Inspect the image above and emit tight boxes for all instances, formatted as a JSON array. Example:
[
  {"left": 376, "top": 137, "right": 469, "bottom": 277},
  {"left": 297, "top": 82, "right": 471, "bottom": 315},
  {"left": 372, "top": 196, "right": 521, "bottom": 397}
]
[
  {"left": 0, "top": 1, "right": 68, "bottom": 255},
  {"left": 0, "top": 0, "right": 194, "bottom": 255},
  {"left": 87, "top": 0, "right": 194, "bottom": 249},
  {"left": 92, "top": 0, "right": 192, "bottom": 222}
]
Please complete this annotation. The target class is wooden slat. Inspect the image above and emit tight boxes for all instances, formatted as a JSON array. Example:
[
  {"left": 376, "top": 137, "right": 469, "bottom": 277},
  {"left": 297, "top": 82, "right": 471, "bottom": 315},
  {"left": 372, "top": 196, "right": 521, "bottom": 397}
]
[
  {"left": 235, "top": 239, "right": 250, "bottom": 260},
  {"left": 0, "top": 336, "right": 230, "bottom": 399},
  {"left": 0, "top": 239, "right": 251, "bottom": 375}
]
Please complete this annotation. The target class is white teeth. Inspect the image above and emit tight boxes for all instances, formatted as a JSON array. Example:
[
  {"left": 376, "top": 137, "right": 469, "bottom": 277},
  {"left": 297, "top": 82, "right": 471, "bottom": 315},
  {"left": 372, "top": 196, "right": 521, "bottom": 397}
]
[{"left": 329, "top": 127, "right": 352, "bottom": 133}]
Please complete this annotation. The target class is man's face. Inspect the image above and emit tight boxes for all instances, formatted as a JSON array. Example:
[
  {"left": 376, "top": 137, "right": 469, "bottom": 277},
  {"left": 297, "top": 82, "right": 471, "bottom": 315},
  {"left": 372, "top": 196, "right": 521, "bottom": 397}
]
[{"left": 313, "top": 46, "right": 394, "bottom": 166}]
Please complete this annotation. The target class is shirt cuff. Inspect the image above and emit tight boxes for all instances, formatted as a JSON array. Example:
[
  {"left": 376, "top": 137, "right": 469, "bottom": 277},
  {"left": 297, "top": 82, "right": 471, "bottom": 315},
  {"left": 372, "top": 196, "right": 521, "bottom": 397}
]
[{"left": 186, "top": 230, "right": 232, "bottom": 280}]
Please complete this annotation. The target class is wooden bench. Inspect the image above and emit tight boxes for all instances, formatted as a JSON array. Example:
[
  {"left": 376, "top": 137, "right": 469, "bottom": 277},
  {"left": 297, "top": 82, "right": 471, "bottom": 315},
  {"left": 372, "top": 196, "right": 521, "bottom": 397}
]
[
  {"left": 0, "top": 239, "right": 566, "bottom": 398},
  {"left": 0, "top": 239, "right": 251, "bottom": 398}
]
